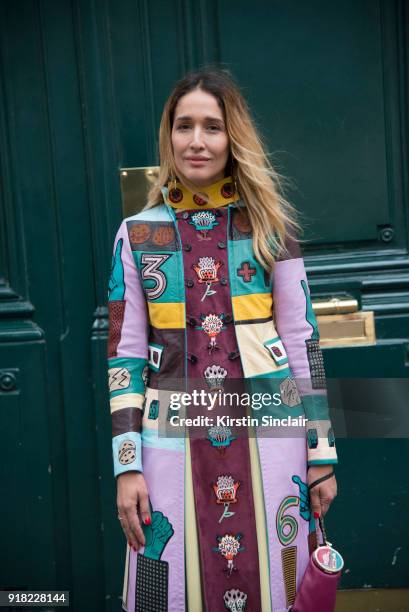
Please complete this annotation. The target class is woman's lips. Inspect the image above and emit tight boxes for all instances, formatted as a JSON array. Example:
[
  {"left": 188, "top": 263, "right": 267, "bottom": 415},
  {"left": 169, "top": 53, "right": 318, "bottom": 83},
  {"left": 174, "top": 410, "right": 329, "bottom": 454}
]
[{"left": 186, "top": 158, "right": 209, "bottom": 166}]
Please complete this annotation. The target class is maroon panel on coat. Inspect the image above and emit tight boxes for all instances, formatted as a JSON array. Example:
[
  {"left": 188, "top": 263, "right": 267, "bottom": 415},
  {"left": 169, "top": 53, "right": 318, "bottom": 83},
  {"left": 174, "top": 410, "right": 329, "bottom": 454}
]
[
  {"left": 147, "top": 327, "right": 185, "bottom": 388},
  {"left": 111, "top": 407, "right": 142, "bottom": 436},
  {"left": 175, "top": 206, "right": 262, "bottom": 611},
  {"left": 107, "top": 300, "right": 126, "bottom": 358}
]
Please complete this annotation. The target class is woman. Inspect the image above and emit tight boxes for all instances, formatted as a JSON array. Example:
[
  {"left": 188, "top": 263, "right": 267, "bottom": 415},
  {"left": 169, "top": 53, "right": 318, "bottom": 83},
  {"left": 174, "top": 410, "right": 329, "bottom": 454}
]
[{"left": 107, "top": 68, "right": 338, "bottom": 612}]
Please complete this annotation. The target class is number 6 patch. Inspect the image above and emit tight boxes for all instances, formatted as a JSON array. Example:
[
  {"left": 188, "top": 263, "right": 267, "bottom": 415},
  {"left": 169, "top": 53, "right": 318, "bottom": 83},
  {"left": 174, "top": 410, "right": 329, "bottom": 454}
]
[{"left": 263, "top": 336, "right": 288, "bottom": 366}]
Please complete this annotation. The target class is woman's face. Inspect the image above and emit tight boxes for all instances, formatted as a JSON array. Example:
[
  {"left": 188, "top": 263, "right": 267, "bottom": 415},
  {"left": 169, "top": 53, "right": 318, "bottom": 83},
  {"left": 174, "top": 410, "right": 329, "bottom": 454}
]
[{"left": 171, "top": 88, "right": 230, "bottom": 188}]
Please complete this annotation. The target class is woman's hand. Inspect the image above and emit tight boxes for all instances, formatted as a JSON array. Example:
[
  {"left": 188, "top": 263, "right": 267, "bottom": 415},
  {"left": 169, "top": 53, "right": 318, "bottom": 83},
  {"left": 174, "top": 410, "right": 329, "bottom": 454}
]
[
  {"left": 117, "top": 471, "right": 151, "bottom": 551},
  {"left": 307, "top": 465, "right": 337, "bottom": 518}
]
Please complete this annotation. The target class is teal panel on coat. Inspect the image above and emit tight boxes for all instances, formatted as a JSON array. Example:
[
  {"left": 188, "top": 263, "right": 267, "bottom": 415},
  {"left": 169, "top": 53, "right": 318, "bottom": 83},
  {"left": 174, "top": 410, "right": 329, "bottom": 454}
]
[
  {"left": 228, "top": 238, "right": 270, "bottom": 297},
  {"left": 301, "top": 393, "right": 331, "bottom": 421},
  {"left": 112, "top": 431, "right": 142, "bottom": 476},
  {"left": 248, "top": 366, "right": 292, "bottom": 379},
  {"left": 108, "top": 356, "right": 148, "bottom": 397},
  {"left": 301, "top": 279, "right": 319, "bottom": 340},
  {"left": 128, "top": 205, "right": 171, "bottom": 223},
  {"left": 108, "top": 238, "right": 125, "bottom": 301},
  {"left": 132, "top": 249, "right": 185, "bottom": 304},
  {"left": 141, "top": 426, "right": 185, "bottom": 452}
]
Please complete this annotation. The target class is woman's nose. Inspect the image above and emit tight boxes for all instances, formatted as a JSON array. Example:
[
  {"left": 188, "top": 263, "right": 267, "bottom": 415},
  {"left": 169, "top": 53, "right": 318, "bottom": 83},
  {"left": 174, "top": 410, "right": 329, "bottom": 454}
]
[{"left": 190, "top": 127, "right": 205, "bottom": 149}]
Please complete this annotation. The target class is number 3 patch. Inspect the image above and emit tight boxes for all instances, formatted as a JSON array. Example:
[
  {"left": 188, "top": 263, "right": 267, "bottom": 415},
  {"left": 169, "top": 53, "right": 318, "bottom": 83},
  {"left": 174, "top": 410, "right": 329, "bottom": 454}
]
[{"left": 141, "top": 253, "right": 171, "bottom": 300}]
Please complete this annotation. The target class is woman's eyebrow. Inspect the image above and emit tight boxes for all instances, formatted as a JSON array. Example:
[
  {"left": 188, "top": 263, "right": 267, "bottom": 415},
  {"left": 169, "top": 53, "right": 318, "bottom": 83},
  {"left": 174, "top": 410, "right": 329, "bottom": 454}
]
[{"left": 174, "top": 115, "right": 224, "bottom": 124}]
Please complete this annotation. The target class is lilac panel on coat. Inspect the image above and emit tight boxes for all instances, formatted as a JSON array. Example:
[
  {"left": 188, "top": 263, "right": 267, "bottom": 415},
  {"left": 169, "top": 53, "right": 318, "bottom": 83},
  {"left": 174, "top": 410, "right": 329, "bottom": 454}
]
[
  {"left": 125, "top": 445, "right": 185, "bottom": 612},
  {"left": 257, "top": 434, "right": 310, "bottom": 611},
  {"left": 115, "top": 220, "right": 149, "bottom": 360},
  {"left": 273, "top": 258, "right": 325, "bottom": 398}
]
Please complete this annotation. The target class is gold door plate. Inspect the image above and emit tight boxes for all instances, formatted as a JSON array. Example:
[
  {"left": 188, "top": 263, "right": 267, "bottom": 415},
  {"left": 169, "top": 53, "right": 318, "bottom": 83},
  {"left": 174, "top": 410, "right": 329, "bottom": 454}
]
[
  {"left": 120, "top": 166, "right": 160, "bottom": 217},
  {"left": 317, "top": 311, "right": 376, "bottom": 347}
]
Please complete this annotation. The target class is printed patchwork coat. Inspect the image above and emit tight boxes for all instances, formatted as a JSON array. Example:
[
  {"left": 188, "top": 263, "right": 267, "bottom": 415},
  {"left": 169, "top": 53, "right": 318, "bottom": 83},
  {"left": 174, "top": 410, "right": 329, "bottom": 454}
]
[{"left": 107, "top": 181, "right": 338, "bottom": 612}]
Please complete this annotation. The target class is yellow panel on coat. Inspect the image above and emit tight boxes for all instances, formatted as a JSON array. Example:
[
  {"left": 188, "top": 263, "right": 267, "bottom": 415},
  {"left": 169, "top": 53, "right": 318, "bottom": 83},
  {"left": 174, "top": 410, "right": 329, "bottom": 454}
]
[
  {"left": 235, "top": 320, "right": 289, "bottom": 378},
  {"left": 232, "top": 293, "right": 273, "bottom": 321},
  {"left": 147, "top": 302, "right": 185, "bottom": 329}
]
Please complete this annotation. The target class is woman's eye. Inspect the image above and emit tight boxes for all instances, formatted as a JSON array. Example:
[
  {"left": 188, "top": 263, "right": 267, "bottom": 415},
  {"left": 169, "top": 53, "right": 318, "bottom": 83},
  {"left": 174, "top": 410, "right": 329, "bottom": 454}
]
[
  {"left": 177, "top": 124, "right": 190, "bottom": 130},
  {"left": 207, "top": 125, "right": 221, "bottom": 131}
]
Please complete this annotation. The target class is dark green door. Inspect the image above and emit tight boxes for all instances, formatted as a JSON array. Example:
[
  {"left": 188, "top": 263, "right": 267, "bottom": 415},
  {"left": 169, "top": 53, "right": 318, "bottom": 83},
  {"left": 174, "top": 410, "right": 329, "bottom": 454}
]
[{"left": 1, "top": 1, "right": 408, "bottom": 610}]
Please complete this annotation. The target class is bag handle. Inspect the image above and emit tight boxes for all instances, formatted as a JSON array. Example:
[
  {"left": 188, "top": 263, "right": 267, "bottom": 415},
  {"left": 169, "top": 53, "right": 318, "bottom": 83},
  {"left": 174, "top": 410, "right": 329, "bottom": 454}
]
[
  {"left": 317, "top": 515, "right": 328, "bottom": 546},
  {"left": 308, "top": 469, "right": 334, "bottom": 491}
]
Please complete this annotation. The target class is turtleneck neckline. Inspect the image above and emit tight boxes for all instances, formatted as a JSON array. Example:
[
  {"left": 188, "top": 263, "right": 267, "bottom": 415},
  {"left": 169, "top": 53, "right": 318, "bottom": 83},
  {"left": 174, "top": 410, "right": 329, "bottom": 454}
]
[{"left": 161, "top": 175, "right": 239, "bottom": 210}]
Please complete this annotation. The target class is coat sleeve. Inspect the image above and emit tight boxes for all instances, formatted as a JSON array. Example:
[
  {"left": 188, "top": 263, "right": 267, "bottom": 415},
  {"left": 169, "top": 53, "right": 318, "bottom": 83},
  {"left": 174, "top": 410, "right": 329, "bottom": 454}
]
[
  {"left": 107, "top": 219, "right": 149, "bottom": 477},
  {"left": 272, "top": 230, "right": 338, "bottom": 465}
]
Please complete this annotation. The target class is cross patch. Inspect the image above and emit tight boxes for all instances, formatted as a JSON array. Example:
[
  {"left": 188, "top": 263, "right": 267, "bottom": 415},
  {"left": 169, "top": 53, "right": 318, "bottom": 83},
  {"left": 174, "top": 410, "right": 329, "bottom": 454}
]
[{"left": 237, "top": 261, "right": 256, "bottom": 282}]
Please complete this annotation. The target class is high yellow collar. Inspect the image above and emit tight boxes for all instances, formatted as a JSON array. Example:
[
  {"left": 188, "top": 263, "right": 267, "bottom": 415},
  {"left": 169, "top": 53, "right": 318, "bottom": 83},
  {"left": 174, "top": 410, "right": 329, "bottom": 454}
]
[{"left": 162, "top": 176, "right": 239, "bottom": 209}]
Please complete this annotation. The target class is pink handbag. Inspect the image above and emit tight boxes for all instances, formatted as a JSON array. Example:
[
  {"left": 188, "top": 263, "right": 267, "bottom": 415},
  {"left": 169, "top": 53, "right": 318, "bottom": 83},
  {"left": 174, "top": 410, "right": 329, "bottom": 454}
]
[{"left": 292, "top": 515, "right": 343, "bottom": 612}]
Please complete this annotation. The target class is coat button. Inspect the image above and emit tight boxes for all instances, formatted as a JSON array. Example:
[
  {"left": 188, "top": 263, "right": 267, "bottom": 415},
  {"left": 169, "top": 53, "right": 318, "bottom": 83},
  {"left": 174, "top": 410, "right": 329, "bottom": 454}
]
[
  {"left": 217, "top": 241, "right": 226, "bottom": 249},
  {"left": 187, "top": 316, "right": 197, "bottom": 326},
  {"left": 183, "top": 243, "right": 192, "bottom": 251},
  {"left": 188, "top": 354, "right": 198, "bottom": 364},
  {"left": 182, "top": 212, "right": 189, "bottom": 220},
  {"left": 215, "top": 210, "right": 223, "bottom": 217},
  {"left": 185, "top": 279, "right": 194, "bottom": 288},
  {"left": 224, "top": 314, "right": 232, "bottom": 323},
  {"left": 228, "top": 351, "right": 239, "bottom": 360},
  {"left": 220, "top": 277, "right": 228, "bottom": 286}
]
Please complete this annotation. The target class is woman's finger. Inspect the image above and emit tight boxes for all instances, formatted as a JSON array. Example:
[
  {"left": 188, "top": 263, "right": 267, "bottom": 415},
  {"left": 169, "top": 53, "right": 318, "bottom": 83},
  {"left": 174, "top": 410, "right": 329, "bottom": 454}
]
[
  {"left": 318, "top": 483, "right": 336, "bottom": 516},
  {"left": 139, "top": 489, "right": 151, "bottom": 526},
  {"left": 119, "top": 515, "right": 138, "bottom": 551},
  {"left": 309, "top": 487, "right": 321, "bottom": 517},
  {"left": 127, "top": 501, "right": 146, "bottom": 549},
  {"left": 320, "top": 497, "right": 331, "bottom": 516},
  {"left": 119, "top": 500, "right": 142, "bottom": 550}
]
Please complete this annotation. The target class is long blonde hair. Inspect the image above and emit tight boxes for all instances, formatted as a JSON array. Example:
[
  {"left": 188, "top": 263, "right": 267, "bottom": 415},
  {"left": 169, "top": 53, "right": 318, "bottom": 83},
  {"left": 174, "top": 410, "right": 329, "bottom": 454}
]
[{"left": 145, "top": 67, "right": 302, "bottom": 271}]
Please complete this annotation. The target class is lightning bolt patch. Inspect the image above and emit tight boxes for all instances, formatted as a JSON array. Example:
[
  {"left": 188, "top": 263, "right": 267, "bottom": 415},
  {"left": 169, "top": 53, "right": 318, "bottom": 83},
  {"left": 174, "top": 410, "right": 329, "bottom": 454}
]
[{"left": 108, "top": 367, "right": 131, "bottom": 392}]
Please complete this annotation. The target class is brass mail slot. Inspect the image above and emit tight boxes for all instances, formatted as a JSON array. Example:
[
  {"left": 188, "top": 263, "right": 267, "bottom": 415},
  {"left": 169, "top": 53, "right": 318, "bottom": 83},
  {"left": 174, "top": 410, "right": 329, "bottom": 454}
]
[
  {"left": 317, "top": 311, "right": 376, "bottom": 347},
  {"left": 313, "top": 295, "right": 375, "bottom": 346},
  {"left": 313, "top": 296, "right": 358, "bottom": 315}
]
